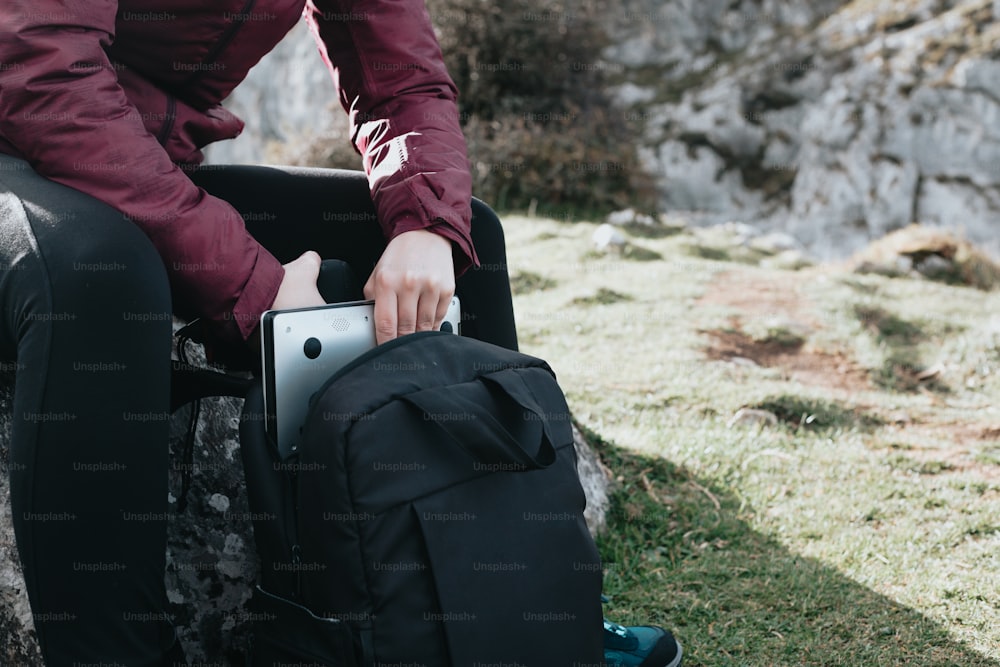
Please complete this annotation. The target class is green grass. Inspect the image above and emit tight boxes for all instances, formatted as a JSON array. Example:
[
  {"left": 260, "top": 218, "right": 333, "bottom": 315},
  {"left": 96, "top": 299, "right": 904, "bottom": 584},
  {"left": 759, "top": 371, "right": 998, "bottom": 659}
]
[{"left": 502, "top": 214, "right": 1000, "bottom": 665}]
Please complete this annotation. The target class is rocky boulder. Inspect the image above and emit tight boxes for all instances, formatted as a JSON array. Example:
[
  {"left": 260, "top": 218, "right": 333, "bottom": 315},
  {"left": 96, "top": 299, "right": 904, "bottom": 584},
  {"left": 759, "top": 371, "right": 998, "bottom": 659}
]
[{"left": 0, "top": 319, "right": 611, "bottom": 664}]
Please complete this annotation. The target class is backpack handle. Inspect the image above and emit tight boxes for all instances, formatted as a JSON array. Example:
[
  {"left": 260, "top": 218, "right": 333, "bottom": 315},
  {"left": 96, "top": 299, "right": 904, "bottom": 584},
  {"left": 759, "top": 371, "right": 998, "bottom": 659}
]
[{"left": 400, "top": 367, "right": 559, "bottom": 470}]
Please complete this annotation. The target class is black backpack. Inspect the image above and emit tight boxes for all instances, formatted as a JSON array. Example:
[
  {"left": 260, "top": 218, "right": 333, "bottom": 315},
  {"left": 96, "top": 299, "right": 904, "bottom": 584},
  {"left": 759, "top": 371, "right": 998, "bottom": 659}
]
[{"left": 239, "top": 330, "right": 605, "bottom": 666}]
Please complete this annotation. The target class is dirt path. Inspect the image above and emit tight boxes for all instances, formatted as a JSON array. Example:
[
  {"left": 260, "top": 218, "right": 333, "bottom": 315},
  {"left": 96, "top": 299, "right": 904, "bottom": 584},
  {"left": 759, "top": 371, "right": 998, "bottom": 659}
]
[
  {"left": 697, "top": 269, "right": 872, "bottom": 394},
  {"left": 697, "top": 268, "right": 1000, "bottom": 478}
]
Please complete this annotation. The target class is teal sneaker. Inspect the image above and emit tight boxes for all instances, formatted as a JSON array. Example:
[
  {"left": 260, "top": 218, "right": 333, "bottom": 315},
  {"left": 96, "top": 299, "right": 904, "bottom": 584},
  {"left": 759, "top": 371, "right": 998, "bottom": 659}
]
[{"left": 603, "top": 618, "right": 683, "bottom": 667}]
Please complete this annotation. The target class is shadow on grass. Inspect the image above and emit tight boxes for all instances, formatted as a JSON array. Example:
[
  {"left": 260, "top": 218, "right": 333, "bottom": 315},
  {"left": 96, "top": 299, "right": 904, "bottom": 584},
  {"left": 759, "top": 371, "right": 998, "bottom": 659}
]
[
  {"left": 580, "top": 244, "right": 664, "bottom": 262},
  {"left": 854, "top": 305, "right": 925, "bottom": 344},
  {"left": 570, "top": 288, "right": 634, "bottom": 306},
  {"left": 750, "top": 394, "right": 884, "bottom": 432},
  {"left": 619, "top": 222, "right": 686, "bottom": 239},
  {"left": 622, "top": 244, "right": 664, "bottom": 261},
  {"left": 585, "top": 427, "right": 998, "bottom": 667},
  {"left": 510, "top": 270, "right": 557, "bottom": 295},
  {"left": 853, "top": 305, "right": 951, "bottom": 393},
  {"left": 683, "top": 243, "right": 733, "bottom": 262}
]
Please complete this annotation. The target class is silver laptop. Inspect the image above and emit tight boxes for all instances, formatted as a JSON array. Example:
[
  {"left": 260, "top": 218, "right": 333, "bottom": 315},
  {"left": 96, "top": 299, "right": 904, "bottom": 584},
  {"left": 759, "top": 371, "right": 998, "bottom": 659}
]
[{"left": 260, "top": 297, "right": 460, "bottom": 459}]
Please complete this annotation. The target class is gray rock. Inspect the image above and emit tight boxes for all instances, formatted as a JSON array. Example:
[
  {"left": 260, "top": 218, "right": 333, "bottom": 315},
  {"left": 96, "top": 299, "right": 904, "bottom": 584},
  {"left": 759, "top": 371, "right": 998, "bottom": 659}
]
[
  {"left": 0, "top": 321, "right": 259, "bottom": 664},
  {"left": 592, "top": 223, "right": 628, "bottom": 252},
  {"left": 727, "top": 408, "right": 780, "bottom": 429},
  {"left": 204, "top": 22, "right": 345, "bottom": 166},
  {"left": 918, "top": 178, "right": 1000, "bottom": 260},
  {"left": 606, "top": 208, "right": 656, "bottom": 227},
  {"left": 621, "top": 0, "right": 1000, "bottom": 259},
  {"left": 610, "top": 83, "right": 658, "bottom": 107},
  {"left": 0, "top": 416, "right": 40, "bottom": 666},
  {"left": 759, "top": 249, "right": 813, "bottom": 271},
  {"left": 572, "top": 424, "right": 612, "bottom": 537},
  {"left": 656, "top": 140, "right": 766, "bottom": 215},
  {"left": 163, "top": 392, "right": 257, "bottom": 664},
  {"left": 913, "top": 252, "right": 959, "bottom": 281},
  {"left": 750, "top": 232, "right": 802, "bottom": 254}
]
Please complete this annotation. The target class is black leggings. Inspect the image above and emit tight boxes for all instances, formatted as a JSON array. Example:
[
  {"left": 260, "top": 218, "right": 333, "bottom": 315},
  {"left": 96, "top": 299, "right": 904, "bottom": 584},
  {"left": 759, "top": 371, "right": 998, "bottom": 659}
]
[{"left": 0, "top": 155, "right": 517, "bottom": 666}]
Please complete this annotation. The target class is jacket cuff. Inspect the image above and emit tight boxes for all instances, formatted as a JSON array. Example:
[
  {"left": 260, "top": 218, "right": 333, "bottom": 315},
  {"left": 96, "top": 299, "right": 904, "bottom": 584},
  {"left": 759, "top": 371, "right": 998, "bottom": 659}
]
[{"left": 229, "top": 246, "right": 285, "bottom": 343}]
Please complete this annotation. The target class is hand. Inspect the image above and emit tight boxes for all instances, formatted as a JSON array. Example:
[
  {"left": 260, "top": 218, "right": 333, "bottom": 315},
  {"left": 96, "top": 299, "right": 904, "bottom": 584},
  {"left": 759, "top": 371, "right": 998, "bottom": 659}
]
[
  {"left": 364, "top": 229, "right": 455, "bottom": 345},
  {"left": 272, "top": 250, "right": 326, "bottom": 311},
  {"left": 248, "top": 250, "right": 326, "bottom": 353}
]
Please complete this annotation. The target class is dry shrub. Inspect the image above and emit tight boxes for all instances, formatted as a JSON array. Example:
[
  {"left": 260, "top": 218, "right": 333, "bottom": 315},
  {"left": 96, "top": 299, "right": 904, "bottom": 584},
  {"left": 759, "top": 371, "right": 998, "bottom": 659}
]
[
  {"left": 427, "top": 0, "right": 657, "bottom": 216},
  {"left": 284, "top": 0, "right": 657, "bottom": 218},
  {"left": 463, "top": 109, "right": 653, "bottom": 215},
  {"left": 267, "top": 129, "right": 358, "bottom": 171}
]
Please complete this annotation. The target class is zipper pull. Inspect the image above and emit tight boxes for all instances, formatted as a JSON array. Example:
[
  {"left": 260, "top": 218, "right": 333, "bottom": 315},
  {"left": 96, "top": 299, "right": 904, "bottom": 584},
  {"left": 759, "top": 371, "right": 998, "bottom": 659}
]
[{"left": 291, "top": 544, "right": 303, "bottom": 599}]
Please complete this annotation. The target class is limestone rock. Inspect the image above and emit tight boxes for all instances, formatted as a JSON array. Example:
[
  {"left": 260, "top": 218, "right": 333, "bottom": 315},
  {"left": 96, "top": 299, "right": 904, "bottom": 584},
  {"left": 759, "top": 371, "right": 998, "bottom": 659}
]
[
  {"left": 0, "top": 319, "right": 612, "bottom": 664},
  {"left": 606, "top": 208, "right": 657, "bottom": 227},
  {"left": 728, "top": 408, "right": 780, "bottom": 429},
  {"left": 592, "top": 223, "right": 628, "bottom": 252},
  {"left": 750, "top": 232, "right": 803, "bottom": 255},
  {"left": 0, "top": 320, "right": 259, "bottom": 664},
  {"left": 573, "top": 424, "right": 613, "bottom": 537},
  {"left": 0, "top": 396, "right": 40, "bottom": 666},
  {"left": 0, "top": 386, "right": 257, "bottom": 665},
  {"left": 632, "top": 0, "right": 1000, "bottom": 259},
  {"left": 204, "top": 22, "right": 344, "bottom": 166}
]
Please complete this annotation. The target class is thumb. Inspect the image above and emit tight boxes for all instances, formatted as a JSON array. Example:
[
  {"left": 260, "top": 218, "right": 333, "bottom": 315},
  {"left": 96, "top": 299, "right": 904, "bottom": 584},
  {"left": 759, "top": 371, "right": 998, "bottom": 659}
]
[{"left": 288, "top": 250, "right": 322, "bottom": 273}]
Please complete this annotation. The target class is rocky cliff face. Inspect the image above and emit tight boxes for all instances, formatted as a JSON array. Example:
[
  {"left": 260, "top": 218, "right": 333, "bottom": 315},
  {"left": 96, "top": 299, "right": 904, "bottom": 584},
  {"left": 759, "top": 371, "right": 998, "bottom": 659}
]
[
  {"left": 209, "top": 0, "right": 1000, "bottom": 260},
  {"left": 616, "top": 0, "right": 1000, "bottom": 259},
  {"left": 205, "top": 22, "right": 347, "bottom": 167}
]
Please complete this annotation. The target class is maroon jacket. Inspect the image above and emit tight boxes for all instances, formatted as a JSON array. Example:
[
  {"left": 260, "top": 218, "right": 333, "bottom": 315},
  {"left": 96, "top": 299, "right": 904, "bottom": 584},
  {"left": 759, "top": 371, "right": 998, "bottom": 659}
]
[{"left": 0, "top": 0, "right": 477, "bottom": 351}]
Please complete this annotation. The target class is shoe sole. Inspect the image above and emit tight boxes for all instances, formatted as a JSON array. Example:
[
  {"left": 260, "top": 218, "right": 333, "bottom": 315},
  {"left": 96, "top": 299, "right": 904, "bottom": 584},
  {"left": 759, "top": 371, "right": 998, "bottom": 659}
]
[{"left": 665, "top": 641, "right": 683, "bottom": 667}]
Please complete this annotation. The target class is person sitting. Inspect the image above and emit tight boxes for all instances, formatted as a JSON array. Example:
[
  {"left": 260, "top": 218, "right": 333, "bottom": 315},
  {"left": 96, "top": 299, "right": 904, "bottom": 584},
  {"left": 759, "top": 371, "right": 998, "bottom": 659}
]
[{"left": 0, "top": 0, "right": 681, "bottom": 664}]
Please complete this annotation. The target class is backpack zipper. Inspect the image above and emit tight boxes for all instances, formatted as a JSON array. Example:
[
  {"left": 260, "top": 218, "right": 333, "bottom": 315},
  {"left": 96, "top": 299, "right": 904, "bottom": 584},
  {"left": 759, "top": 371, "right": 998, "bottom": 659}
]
[{"left": 291, "top": 543, "right": 302, "bottom": 599}]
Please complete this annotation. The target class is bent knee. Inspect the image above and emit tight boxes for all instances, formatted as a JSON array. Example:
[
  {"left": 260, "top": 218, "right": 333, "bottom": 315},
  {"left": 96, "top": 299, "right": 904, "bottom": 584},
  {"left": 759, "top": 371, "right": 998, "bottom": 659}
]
[{"left": 36, "top": 210, "right": 171, "bottom": 323}]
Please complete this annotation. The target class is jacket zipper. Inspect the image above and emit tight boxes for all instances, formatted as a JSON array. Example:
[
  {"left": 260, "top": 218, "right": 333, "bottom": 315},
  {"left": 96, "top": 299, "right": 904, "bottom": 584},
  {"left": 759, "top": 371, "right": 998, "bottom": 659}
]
[
  {"left": 156, "top": 96, "right": 177, "bottom": 145},
  {"left": 182, "top": 0, "right": 258, "bottom": 88}
]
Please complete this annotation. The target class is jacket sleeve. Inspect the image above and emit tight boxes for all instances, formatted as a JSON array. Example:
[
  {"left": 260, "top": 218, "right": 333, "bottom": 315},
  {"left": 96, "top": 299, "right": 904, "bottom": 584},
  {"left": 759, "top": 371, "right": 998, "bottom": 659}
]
[
  {"left": 304, "top": 0, "right": 480, "bottom": 275},
  {"left": 0, "top": 0, "right": 284, "bottom": 346}
]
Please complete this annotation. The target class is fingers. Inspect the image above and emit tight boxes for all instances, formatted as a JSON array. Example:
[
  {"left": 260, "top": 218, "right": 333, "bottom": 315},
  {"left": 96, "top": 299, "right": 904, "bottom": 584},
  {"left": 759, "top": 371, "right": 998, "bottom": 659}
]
[
  {"left": 414, "top": 291, "right": 437, "bottom": 333},
  {"left": 365, "top": 229, "right": 456, "bottom": 344},
  {"left": 372, "top": 283, "right": 398, "bottom": 346},
  {"left": 368, "top": 272, "right": 453, "bottom": 344},
  {"left": 419, "top": 290, "right": 452, "bottom": 333}
]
